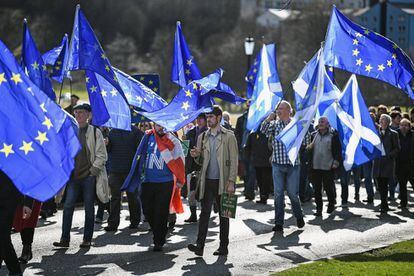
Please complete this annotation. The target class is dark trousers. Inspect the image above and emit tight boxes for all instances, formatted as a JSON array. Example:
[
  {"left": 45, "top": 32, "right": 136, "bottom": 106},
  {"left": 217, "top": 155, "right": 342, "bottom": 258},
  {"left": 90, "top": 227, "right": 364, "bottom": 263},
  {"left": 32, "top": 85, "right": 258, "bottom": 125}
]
[
  {"left": 397, "top": 174, "right": 410, "bottom": 207},
  {"left": 196, "top": 179, "right": 229, "bottom": 248},
  {"left": 96, "top": 200, "right": 110, "bottom": 220},
  {"left": 255, "top": 167, "right": 272, "bottom": 199},
  {"left": 108, "top": 173, "right": 141, "bottom": 228},
  {"left": 20, "top": 228, "right": 34, "bottom": 246},
  {"left": 312, "top": 169, "right": 336, "bottom": 212},
  {"left": 0, "top": 199, "right": 21, "bottom": 274},
  {"left": 141, "top": 182, "right": 173, "bottom": 246},
  {"left": 377, "top": 177, "right": 389, "bottom": 209}
]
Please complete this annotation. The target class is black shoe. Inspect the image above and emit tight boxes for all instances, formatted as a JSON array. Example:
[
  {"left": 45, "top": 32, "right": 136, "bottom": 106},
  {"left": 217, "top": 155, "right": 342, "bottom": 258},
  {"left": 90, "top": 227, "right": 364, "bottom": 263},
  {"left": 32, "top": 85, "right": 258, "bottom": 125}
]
[
  {"left": 354, "top": 194, "right": 360, "bottom": 202},
  {"left": 188, "top": 244, "right": 204, "bottom": 256},
  {"left": 245, "top": 195, "right": 254, "bottom": 201},
  {"left": 79, "top": 240, "right": 92, "bottom": 248},
  {"left": 297, "top": 218, "right": 305, "bottom": 228},
  {"left": 184, "top": 216, "right": 197, "bottom": 223},
  {"left": 128, "top": 224, "right": 139, "bottom": 229},
  {"left": 272, "top": 225, "right": 283, "bottom": 232},
  {"left": 213, "top": 247, "right": 228, "bottom": 256},
  {"left": 255, "top": 199, "right": 267, "bottom": 204},
  {"left": 327, "top": 205, "right": 335, "bottom": 214},
  {"left": 153, "top": 244, "right": 163, "bottom": 252},
  {"left": 314, "top": 211, "right": 322, "bottom": 217},
  {"left": 363, "top": 198, "right": 374, "bottom": 204},
  {"left": 104, "top": 226, "right": 117, "bottom": 232},
  {"left": 18, "top": 245, "right": 32, "bottom": 264},
  {"left": 53, "top": 240, "right": 69, "bottom": 248}
]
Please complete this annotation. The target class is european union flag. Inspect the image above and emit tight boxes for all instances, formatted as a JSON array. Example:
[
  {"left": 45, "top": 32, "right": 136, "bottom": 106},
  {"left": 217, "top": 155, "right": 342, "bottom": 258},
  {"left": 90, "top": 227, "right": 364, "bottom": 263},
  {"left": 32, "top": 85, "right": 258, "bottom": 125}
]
[
  {"left": 171, "top": 21, "right": 202, "bottom": 88},
  {"left": 325, "top": 75, "right": 384, "bottom": 170},
  {"left": 246, "top": 44, "right": 283, "bottom": 131},
  {"left": 42, "top": 34, "right": 69, "bottom": 83},
  {"left": 138, "top": 70, "right": 231, "bottom": 132},
  {"left": 0, "top": 39, "right": 80, "bottom": 202},
  {"left": 277, "top": 49, "right": 327, "bottom": 164},
  {"left": 22, "top": 19, "right": 56, "bottom": 101},
  {"left": 245, "top": 51, "right": 261, "bottom": 99},
  {"left": 130, "top": 74, "right": 162, "bottom": 123},
  {"left": 85, "top": 70, "right": 131, "bottom": 131},
  {"left": 67, "top": 5, "right": 128, "bottom": 103},
  {"left": 324, "top": 6, "right": 414, "bottom": 99},
  {"left": 133, "top": 74, "right": 161, "bottom": 94}
]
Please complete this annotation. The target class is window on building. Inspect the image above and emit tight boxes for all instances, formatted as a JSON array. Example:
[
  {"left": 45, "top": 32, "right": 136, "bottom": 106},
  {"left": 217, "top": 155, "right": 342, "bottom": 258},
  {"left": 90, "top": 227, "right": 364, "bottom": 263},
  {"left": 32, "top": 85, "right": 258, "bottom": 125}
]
[
  {"left": 374, "top": 16, "right": 377, "bottom": 22},
  {"left": 390, "top": 26, "right": 393, "bottom": 32},
  {"left": 399, "top": 15, "right": 406, "bottom": 22},
  {"left": 390, "top": 15, "right": 393, "bottom": 21}
]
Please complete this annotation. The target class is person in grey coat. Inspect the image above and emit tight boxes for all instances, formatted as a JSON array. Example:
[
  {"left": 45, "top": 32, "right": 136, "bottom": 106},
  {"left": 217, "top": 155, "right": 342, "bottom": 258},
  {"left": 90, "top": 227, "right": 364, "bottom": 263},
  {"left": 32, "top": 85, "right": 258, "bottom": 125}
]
[{"left": 373, "top": 114, "right": 400, "bottom": 214}]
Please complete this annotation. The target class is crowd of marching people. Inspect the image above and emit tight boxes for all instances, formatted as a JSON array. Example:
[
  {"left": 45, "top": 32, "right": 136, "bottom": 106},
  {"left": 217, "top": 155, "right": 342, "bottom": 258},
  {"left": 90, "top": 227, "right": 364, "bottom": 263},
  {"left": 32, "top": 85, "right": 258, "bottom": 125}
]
[{"left": 1, "top": 96, "right": 414, "bottom": 275}]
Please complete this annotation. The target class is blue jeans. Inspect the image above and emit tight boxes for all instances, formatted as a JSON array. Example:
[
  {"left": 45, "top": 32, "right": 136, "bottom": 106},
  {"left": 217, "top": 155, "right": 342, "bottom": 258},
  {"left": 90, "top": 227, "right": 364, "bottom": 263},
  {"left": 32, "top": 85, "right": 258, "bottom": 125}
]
[
  {"left": 362, "top": 161, "right": 375, "bottom": 199},
  {"left": 272, "top": 163, "right": 303, "bottom": 226},
  {"left": 62, "top": 176, "right": 96, "bottom": 242},
  {"left": 389, "top": 176, "right": 397, "bottom": 200}
]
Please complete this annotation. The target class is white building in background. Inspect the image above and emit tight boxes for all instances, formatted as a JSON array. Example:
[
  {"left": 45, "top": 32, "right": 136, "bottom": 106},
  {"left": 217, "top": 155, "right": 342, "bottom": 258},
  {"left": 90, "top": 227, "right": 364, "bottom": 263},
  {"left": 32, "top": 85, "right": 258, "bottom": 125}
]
[{"left": 256, "top": 9, "right": 300, "bottom": 27}]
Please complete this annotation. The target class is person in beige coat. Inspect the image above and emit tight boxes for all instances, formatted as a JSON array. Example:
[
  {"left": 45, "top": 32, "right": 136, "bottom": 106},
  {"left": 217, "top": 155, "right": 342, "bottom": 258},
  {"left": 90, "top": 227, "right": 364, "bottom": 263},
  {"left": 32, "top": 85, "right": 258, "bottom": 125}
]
[
  {"left": 53, "top": 103, "right": 108, "bottom": 249},
  {"left": 188, "top": 105, "right": 238, "bottom": 256}
]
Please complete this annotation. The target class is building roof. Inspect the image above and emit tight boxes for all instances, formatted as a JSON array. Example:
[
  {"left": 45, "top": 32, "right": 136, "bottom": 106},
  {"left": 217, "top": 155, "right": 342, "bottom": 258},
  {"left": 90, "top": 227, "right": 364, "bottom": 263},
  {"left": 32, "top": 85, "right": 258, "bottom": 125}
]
[
  {"left": 401, "top": 8, "right": 414, "bottom": 15},
  {"left": 353, "top": 7, "right": 370, "bottom": 17},
  {"left": 267, "top": 9, "right": 300, "bottom": 20}
]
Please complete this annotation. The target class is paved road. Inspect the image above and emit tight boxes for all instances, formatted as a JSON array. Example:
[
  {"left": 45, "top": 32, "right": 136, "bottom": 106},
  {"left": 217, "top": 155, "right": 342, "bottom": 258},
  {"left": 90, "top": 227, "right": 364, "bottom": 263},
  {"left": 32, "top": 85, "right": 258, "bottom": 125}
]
[{"left": 5, "top": 184, "right": 414, "bottom": 275}]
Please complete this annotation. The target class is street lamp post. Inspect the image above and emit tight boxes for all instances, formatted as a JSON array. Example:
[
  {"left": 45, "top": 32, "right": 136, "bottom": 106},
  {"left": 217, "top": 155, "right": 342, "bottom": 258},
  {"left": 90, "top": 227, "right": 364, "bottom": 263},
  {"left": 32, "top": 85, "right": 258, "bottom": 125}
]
[{"left": 244, "top": 36, "right": 255, "bottom": 73}]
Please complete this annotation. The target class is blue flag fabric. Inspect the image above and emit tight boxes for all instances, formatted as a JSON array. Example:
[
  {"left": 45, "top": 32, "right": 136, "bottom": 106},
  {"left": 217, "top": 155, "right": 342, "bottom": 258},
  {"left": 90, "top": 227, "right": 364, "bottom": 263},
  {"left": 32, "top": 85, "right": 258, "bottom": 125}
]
[
  {"left": 277, "top": 49, "right": 327, "bottom": 164},
  {"left": 22, "top": 20, "right": 56, "bottom": 101},
  {"left": 131, "top": 74, "right": 162, "bottom": 123},
  {"left": 324, "top": 75, "right": 384, "bottom": 170},
  {"left": 66, "top": 5, "right": 128, "bottom": 103},
  {"left": 245, "top": 51, "right": 261, "bottom": 99},
  {"left": 324, "top": 6, "right": 414, "bottom": 99},
  {"left": 0, "top": 39, "right": 80, "bottom": 202},
  {"left": 171, "top": 21, "right": 202, "bottom": 87},
  {"left": 85, "top": 70, "right": 131, "bottom": 131},
  {"left": 42, "top": 34, "right": 69, "bottom": 83},
  {"left": 138, "top": 70, "right": 230, "bottom": 132},
  {"left": 246, "top": 44, "right": 283, "bottom": 131}
]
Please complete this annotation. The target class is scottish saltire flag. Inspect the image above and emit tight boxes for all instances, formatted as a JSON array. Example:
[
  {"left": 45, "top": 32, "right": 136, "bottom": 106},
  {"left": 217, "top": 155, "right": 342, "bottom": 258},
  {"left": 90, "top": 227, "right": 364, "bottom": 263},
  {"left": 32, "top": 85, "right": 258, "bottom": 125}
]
[
  {"left": 326, "top": 75, "right": 384, "bottom": 170},
  {"left": 138, "top": 71, "right": 229, "bottom": 132},
  {"left": 245, "top": 51, "right": 261, "bottom": 99},
  {"left": 21, "top": 19, "right": 56, "bottom": 101},
  {"left": 171, "top": 21, "right": 202, "bottom": 87},
  {"left": 42, "top": 34, "right": 69, "bottom": 83},
  {"left": 246, "top": 44, "right": 283, "bottom": 131},
  {"left": 324, "top": 6, "right": 414, "bottom": 99},
  {"left": 0, "top": 39, "right": 80, "bottom": 201},
  {"left": 85, "top": 71, "right": 131, "bottom": 131},
  {"left": 67, "top": 5, "right": 128, "bottom": 102},
  {"left": 277, "top": 49, "right": 327, "bottom": 164}
]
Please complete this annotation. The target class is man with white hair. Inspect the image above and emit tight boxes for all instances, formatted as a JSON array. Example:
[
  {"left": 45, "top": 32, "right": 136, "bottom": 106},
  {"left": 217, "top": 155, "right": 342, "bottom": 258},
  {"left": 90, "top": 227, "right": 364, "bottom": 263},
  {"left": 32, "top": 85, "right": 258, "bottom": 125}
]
[
  {"left": 261, "top": 100, "right": 310, "bottom": 232},
  {"left": 373, "top": 114, "right": 400, "bottom": 214}
]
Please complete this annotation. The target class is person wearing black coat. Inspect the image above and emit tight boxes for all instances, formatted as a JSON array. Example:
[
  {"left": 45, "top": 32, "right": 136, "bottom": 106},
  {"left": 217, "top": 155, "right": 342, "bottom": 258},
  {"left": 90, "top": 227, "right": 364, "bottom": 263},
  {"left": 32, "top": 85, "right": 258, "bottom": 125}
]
[
  {"left": 244, "top": 129, "right": 273, "bottom": 204},
  {"left": 104, "top": 126, "right": 144, "bottom": 231},
  {"left": 0, "top": 170, "right": 32, "bottom": 275},
  {"left": 183, "top": 114, "right": 208, "bottom": 222},
  {"left": 373, "top": 114, "right": 400, "bottom": 214},
  {"left": 307, "top": 117, "right": 342, "bottom": 216},
  {"left": 396, "top": 119, "right": 414, "bottom": 209}
]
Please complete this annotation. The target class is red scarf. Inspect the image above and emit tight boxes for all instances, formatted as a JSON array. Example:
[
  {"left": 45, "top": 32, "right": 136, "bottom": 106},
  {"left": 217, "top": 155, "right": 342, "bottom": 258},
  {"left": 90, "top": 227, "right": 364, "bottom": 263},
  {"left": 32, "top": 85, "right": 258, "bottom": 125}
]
[{"left": 149, "top": 129, "right": 185, "bottom": 214}]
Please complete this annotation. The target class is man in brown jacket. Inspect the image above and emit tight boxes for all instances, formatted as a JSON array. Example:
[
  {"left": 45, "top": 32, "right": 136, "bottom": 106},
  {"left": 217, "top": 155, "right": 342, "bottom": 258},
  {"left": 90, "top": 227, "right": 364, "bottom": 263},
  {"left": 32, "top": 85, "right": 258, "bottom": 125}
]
[{"left": 188, "top": 105, "right": 238, "bottom": 256}]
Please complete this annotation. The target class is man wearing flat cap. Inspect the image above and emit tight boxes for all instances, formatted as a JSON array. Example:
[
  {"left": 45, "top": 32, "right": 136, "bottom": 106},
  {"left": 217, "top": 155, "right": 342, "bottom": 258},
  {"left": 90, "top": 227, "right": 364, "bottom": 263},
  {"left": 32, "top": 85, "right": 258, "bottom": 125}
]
[{"left": 53, "top": 103, "right": 108, "bottom": 248}]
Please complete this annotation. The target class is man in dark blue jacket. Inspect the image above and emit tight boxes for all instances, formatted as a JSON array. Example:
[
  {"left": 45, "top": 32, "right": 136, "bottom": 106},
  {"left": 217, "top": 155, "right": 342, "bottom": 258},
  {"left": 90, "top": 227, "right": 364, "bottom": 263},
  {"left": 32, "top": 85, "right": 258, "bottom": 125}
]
[{"left": 104, "top": 126, "right": 143, "bottom": 231}]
